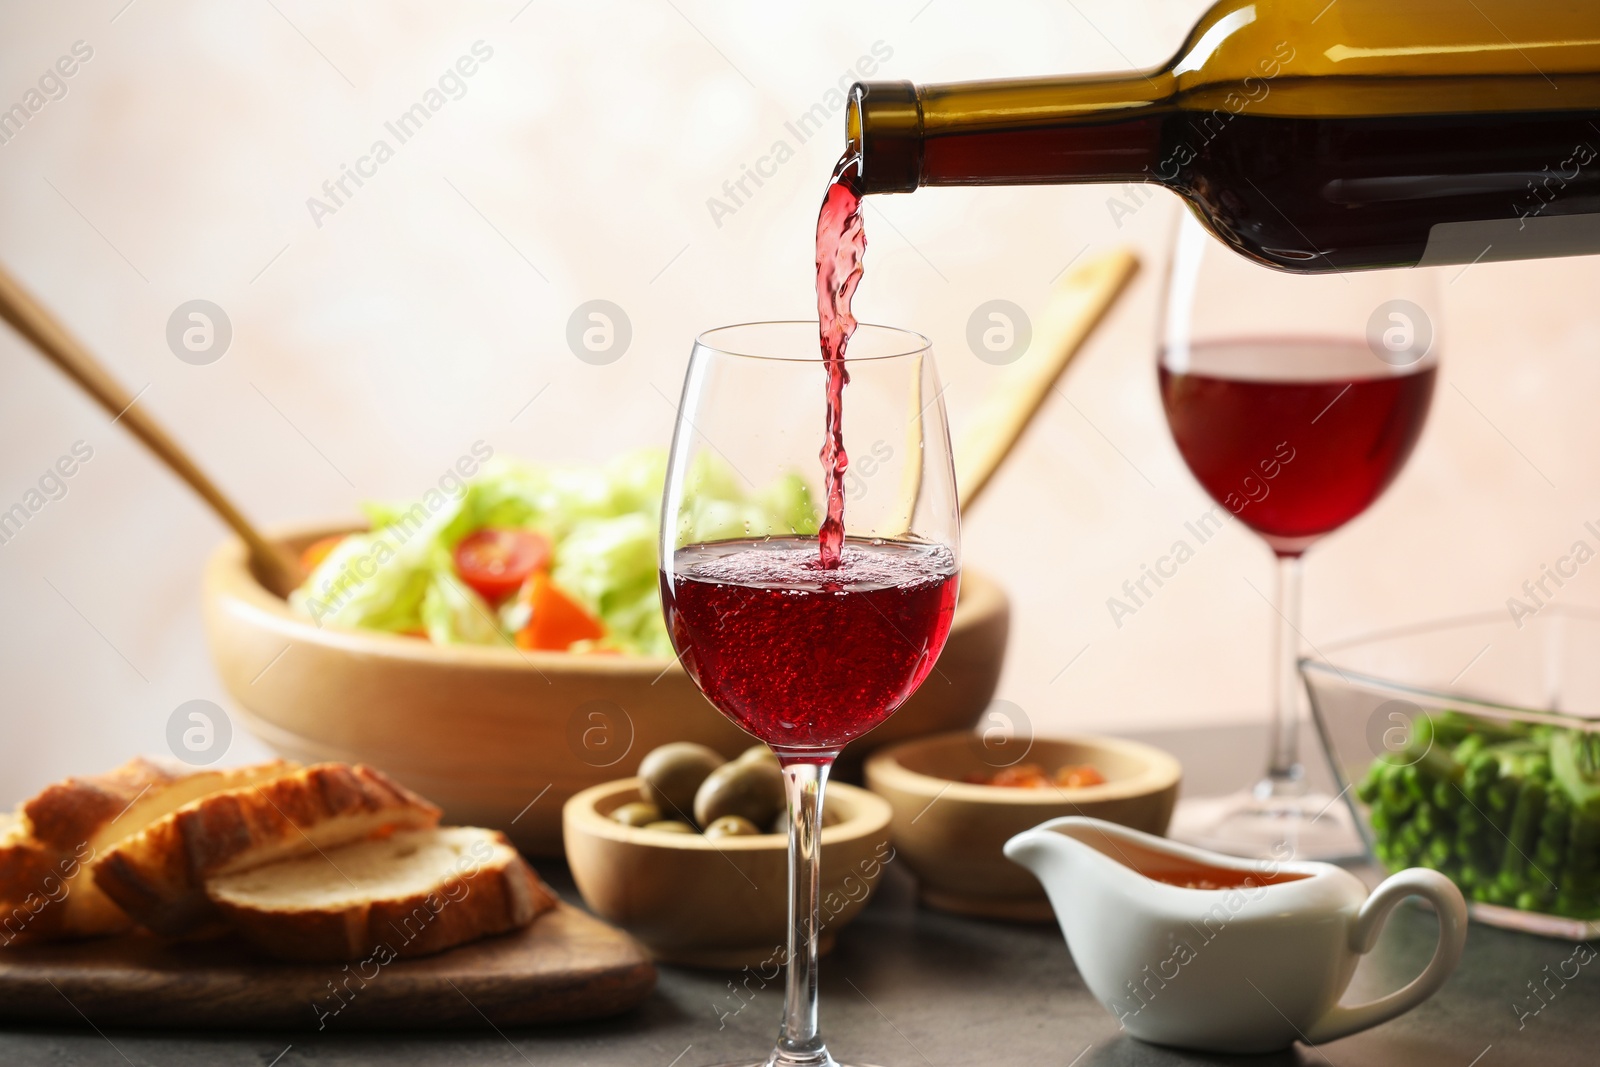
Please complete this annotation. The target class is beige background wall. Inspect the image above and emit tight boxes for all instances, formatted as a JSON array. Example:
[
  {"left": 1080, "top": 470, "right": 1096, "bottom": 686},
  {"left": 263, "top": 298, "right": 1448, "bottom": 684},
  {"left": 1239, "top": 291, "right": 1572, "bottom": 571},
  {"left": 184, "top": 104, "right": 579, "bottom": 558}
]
[{"left": 2, "top": 1, "right": 1597, "bottom": 803}]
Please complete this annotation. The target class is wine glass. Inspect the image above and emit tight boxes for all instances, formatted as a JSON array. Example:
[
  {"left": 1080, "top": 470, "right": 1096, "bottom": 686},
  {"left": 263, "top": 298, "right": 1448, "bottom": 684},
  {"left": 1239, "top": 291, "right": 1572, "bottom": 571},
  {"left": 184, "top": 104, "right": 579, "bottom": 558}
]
[
  {"left": 1159, "top": 210, "right": 1441, "bottom": 860},
  {"left": 661, "top": 321, "right": 959, "bottom": 1067}
]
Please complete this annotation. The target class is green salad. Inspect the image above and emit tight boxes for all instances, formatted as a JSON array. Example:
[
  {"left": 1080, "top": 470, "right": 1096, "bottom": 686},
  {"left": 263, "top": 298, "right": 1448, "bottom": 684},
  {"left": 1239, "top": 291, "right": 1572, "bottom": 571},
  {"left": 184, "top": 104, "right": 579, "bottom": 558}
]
[
  {"left": 288, "top": 448, "right": 817, "bottom": 655},
  {"left": 1358, "top": 711, "right": 1600, "bottom": 918}
]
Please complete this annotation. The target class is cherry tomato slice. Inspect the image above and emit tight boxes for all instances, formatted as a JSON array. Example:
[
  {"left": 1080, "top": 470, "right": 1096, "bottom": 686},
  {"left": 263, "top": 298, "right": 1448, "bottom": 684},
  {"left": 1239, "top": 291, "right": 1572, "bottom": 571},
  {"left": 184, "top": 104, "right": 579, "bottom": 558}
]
[
  {"left": 453, "top": 528, "right": 551, "bottom": 602},
  {"left": 515, "top": 573, "right": 606, "bottom": 651}
]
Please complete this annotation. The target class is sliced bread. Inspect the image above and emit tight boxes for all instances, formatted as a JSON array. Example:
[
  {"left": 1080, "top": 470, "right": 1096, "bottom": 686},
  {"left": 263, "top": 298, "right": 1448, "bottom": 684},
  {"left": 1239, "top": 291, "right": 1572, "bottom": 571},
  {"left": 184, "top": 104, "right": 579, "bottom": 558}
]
[
  {"left": 206, "top": 826, "right": 557, "bottom": 961},
  {"left": 93, "top": 763, "right": 440, "bottom": 937},
  {"left": 1, "top": 758, "right": 296, "bottom": 945},
  {"left": 0, "top": 812, "right": 62, "bottom": 946}
]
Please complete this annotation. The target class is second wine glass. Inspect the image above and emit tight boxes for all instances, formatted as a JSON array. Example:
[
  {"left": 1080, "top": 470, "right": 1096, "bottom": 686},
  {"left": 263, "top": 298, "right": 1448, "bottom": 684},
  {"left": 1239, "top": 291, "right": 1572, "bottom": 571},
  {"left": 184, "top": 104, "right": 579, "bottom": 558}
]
[
  {"left": 660, "top": 321, "right": 960, "bottom": 1067},
  {"left": 1159, "top": 210, "right": 1441, "bottom": 860}
]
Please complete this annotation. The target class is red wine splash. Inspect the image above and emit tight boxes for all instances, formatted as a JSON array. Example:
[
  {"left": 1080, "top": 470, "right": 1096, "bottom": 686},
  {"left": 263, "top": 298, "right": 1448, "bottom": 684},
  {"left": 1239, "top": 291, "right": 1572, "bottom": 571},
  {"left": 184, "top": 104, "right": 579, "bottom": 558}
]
[{"left": 814, "top": 151, "right": 866, "bottom": 568}]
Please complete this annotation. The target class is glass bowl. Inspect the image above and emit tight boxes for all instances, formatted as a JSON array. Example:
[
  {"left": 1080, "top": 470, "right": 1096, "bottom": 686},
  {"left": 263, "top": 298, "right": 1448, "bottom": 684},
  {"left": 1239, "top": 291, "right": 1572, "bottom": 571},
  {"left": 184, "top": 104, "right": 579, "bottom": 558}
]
[{"left": 1302, "top": 607, "right": 1600, "bottom": 940}]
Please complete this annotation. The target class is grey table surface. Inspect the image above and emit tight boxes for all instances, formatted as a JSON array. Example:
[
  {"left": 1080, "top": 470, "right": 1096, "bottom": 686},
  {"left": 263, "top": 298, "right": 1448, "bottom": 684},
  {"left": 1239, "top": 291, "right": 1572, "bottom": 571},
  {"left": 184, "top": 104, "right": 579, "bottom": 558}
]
[{"left": 2, "top": 724, "right": 1595, "bottom": 1067}]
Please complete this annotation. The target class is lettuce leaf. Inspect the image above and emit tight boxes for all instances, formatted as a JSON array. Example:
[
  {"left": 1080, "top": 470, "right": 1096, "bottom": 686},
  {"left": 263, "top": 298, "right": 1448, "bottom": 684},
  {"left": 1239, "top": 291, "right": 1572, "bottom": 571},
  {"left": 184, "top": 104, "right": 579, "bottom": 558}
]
[
  {"left": 290, "top": 492, "right": 463, "bottom": 632},
  {"left": 420, "top": 568, "right": 509, "bottom": 645}
]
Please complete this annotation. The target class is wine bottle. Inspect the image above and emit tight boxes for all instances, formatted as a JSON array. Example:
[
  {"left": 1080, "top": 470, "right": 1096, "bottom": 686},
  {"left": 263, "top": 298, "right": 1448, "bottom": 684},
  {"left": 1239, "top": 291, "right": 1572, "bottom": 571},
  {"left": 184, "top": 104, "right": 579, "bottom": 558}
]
[{"left": 847, "top": 0, "right": 1600, "bottom": 271}]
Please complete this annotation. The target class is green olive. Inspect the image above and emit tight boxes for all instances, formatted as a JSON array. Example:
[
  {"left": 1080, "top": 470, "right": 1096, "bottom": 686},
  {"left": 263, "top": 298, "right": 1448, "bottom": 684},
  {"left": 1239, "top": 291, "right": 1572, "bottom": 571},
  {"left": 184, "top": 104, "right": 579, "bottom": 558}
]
[
  {"left": 611, "top": 801, "right": 662, "bottom": 827},
  {"left": 737, "top": 744, "right": 780, "bottom": 766},
  {"left": 638, "top": 742, "right": 725, "bottom": 820},
  {"left": 703, "top": 815, "right": 761, "bottom": 839},
  {"left": 694, "top": 757, "right": 785, "bottom": 829},
  {"left": 642, "top": 820, "right": 696, "bottom": 834}
]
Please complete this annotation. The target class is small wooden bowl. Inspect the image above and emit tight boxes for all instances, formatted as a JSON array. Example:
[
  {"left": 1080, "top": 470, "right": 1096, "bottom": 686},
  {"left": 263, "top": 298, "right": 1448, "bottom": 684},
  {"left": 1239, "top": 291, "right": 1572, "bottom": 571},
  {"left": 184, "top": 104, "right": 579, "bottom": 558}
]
[
  {"left": 865, "top": 732, "right": 1181, "bottom": 922},
  {"left": 202, "top": 524, "right": 1008, "bottom": 858},
  {"left": 563, "top": 778, "right": 892, "bottom": 968}
]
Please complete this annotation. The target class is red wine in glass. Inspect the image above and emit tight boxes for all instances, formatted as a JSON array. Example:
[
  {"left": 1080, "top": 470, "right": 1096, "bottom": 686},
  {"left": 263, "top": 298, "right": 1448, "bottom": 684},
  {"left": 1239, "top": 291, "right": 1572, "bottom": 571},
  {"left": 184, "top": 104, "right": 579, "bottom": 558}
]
[
  {"left": 1159, "top": 338, "right": 1436, "bottom": 554},
  {"left": 662, "top": 536, "right": 958, "bottom": 753}
]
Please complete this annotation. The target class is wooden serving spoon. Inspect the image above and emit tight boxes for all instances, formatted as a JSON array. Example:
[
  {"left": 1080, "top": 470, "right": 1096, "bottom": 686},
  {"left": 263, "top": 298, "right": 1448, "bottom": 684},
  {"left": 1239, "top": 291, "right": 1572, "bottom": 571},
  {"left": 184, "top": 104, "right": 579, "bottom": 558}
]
[
  {"left": 956, "top": 246, "right": 1140, "bottom": 510},
  {"left": 0, "top": 264, "right": 305, "bottom": 596},
  {"left": 882, "top": 246, "right": 1138, "bottom": 534}
]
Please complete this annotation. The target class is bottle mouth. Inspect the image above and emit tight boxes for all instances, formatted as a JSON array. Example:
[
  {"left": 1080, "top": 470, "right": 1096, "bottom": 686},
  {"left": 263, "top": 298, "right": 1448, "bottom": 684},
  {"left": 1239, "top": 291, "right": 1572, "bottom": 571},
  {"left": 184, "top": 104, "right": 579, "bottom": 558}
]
[{"left": 847, "top": 80, "right": 923, "bottom": 194}]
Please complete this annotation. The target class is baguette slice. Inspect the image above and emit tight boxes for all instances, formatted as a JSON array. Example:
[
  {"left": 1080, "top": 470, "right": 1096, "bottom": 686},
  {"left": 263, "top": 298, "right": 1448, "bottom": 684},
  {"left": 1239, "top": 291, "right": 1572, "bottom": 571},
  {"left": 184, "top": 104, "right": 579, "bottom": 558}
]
[
  {"left": 1, "top": 758, "right": 297, "bottom": 945},
  {"left": 0, "top": 812, "right": 62, "bottom": 946},
  {"left": 206, "top": 826, "right": 557, "bottom": 961},
  {"left": 93, "top": 763, "right": 440, "bottom": 937}
]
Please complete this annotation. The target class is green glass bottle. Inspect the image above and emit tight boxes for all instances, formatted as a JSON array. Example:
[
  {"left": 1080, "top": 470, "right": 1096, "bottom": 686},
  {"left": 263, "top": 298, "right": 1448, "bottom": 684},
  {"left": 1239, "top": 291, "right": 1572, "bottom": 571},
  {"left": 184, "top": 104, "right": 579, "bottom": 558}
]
[{"left": 849, "top": 0, "right": 1600, "bottom": 271}]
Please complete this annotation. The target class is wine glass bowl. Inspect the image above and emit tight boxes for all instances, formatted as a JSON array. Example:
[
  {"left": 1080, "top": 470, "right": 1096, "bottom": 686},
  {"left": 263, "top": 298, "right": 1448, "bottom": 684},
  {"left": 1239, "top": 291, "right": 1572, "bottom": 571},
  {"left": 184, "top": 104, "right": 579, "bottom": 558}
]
[
  {"left": 1159, "top": 210, "right": 1441, "bottom": 859},
  {"left": 660, "top": 321, "right": 959, "bottom": 1067},
  {"left": 663, "top": 324, "right": 959, "bottom": 571},
  {"left": 1159, "top": 338, "right": 1437, "bottom": 557}
]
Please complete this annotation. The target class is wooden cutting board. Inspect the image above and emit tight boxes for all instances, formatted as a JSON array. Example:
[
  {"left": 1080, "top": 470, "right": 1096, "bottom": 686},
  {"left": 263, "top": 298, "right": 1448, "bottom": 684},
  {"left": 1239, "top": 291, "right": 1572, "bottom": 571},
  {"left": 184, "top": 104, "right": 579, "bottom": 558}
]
[{"left": 0, "top": 903, "right": 655, "bottom": 1030}]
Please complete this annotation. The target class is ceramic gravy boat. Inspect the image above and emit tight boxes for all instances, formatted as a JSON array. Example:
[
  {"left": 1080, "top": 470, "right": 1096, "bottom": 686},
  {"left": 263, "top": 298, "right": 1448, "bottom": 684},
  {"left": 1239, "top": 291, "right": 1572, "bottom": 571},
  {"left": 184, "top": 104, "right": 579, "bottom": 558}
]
[{"left": 1005, "top": 817, "right": 1468, "bottom": 1053}]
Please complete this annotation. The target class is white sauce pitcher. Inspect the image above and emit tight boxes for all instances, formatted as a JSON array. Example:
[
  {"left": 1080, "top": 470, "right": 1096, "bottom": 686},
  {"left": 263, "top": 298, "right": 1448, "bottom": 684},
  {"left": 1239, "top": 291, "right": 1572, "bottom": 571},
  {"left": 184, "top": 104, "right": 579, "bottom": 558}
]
[{"left": 1005, "top": 816, "right": 1467, "bottom": 1053}]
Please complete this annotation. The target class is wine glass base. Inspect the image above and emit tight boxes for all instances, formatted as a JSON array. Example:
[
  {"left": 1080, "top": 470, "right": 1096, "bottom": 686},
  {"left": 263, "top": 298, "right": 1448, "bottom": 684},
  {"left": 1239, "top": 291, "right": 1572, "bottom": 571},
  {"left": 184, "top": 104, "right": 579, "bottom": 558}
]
[{"left": 1169, "top": 788, "right": 1365, "bottom": 861}]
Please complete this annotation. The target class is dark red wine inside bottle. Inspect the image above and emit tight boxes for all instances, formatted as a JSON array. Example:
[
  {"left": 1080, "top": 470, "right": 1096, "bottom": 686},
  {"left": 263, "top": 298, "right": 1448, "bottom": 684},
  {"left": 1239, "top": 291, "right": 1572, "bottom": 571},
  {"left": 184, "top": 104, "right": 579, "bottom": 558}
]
[{"left": 847, "top": 0, "right": 1600, "bottom": 272}]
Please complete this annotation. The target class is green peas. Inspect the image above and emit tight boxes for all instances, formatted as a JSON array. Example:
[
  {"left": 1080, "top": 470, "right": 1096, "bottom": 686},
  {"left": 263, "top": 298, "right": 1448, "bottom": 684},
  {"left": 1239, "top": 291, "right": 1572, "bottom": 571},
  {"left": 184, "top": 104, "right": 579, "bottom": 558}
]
[
  {"left": 1454, "top": 734, "right": 1488, "bottom": 764},
  {"left": 1361, "top": 717, "right": 1600, "bottom": 918},
  {"left": 1356, "top": 770, "right": 1383, "bottom": 806},
  {"left": 1488, "top": 779, "right": 1516, "bottom": 816}
]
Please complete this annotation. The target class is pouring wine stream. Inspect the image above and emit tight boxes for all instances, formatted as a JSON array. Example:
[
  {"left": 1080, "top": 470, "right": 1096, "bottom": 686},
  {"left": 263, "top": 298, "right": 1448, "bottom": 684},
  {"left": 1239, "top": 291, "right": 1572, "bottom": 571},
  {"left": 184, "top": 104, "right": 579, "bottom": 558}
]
[{"left": 814, "top": 151, "right": 867, "bottom": 569}]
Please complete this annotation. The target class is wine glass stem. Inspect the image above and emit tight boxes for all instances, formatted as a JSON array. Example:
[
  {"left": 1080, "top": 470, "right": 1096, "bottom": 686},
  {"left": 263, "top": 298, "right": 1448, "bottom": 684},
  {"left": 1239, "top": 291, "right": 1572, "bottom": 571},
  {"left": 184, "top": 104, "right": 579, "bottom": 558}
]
[
  {"left": 774, "top": 757, "right": 834, "bottom": 1067},
  {"left": 1264, "top": 552, "right": 1306, "bottom": 795}
]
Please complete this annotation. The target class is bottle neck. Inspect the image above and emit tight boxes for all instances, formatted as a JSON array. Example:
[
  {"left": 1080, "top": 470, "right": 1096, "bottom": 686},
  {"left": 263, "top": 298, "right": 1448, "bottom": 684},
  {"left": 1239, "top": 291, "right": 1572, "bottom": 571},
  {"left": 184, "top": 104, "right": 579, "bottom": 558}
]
[{"left": 849, "top": 74, "right": 1173, "bottom": 193}]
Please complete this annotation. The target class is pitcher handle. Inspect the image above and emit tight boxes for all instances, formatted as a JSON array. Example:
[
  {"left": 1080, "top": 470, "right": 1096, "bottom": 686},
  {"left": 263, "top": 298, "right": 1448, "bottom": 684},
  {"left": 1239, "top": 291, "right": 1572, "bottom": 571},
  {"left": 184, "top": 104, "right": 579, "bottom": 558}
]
[{"left": 1303, "top": 868, "right": 1468, "bottom": 1045}]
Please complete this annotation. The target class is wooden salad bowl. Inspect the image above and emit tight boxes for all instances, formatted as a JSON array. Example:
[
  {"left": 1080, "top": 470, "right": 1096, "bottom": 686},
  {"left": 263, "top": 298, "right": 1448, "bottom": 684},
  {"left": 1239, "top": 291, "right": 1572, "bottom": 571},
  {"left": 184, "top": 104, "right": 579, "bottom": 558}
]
[{"left": 203, "top": 524, "right": 1010, "bottom": 856}]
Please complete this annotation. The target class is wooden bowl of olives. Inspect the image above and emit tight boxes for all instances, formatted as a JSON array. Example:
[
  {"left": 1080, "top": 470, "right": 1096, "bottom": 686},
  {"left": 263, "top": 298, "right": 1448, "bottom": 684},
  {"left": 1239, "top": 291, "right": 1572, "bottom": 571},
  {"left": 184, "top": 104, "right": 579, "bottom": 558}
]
[
  {"left": 865, "top": 731, "right": 1181, "bottom": 922},
  {"left": 564, "top": 743, "right": 893, "bottom": 968}
]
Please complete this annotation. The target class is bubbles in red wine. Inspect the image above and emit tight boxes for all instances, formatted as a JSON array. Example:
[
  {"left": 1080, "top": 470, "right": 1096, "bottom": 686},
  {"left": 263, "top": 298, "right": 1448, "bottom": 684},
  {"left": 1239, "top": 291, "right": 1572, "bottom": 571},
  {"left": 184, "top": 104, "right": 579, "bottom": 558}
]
[
  {"left": 681, "top": 539, "right": 956, "bottom": 591},
  {"left": 662, "top": 537, "right": 958, "bottom": 751}
]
